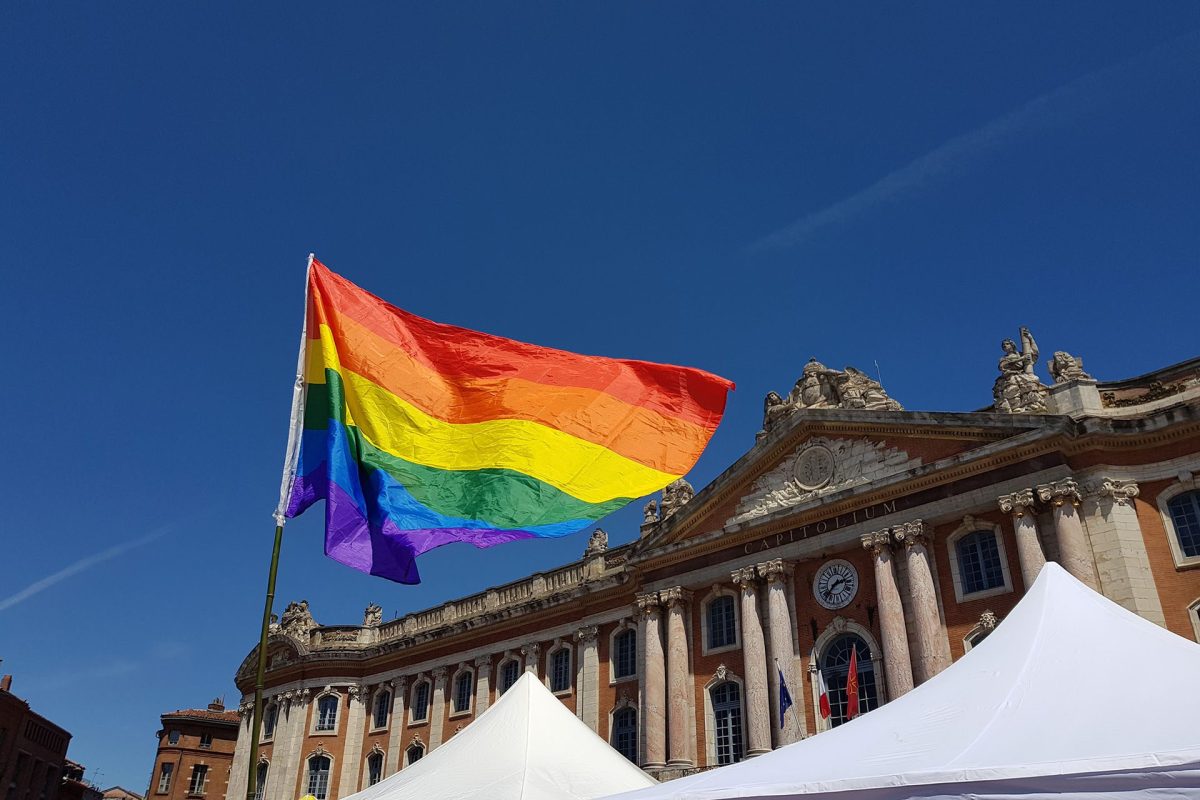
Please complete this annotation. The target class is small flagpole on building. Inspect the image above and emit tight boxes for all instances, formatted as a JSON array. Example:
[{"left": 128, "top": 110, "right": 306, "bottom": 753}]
[{"left": 246, "top": 254, "right": 314, "bottom": 800}]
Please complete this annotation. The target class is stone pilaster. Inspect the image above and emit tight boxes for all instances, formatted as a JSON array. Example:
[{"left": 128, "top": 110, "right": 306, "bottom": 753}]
[
  {"left": 757, "top": 559, "right": 804, "bottom": 744},
  {"left": 660, "top": 587, "right": 694, "bottom": 768},
  {"left": 521, "top": 643, "right": 541, "bottom": 675},
  {"left": 429, "top": 668, "right": 448, "bottom": 750},
  {"left": 271, "top": 688, "right": 308, "bottom": 800},
  {"left": 228, "top": 705, "right": 253, "bottom": 800},
  {"left": 1082, "top": 479, "right": 1166, "bottom": 626},
  {"left": 473, "top": 656, "right": 492, "bottom": 717},
  {"left": 861, "top": 531, "right": 914, "bottom": 699},
  {"left": 731, "top": 567, "right": 771, "bottom": 757},
  {"left": 999, "top": 488, "right": 1046, "bottom": 589},
  {"left": 892, "top": 521, "right": 950, "bottom": 684},
  {"left": 636, "top": 592, "right": 666, "bottom": 769},
  {"left": 1036, "top": 478, "right": 1099, "bottom": 589},
  {"left": 385, "top": 678, "right": 407, "bottom": 775},
  {"left": 574, "top": 627, "right": 600, "bottom": 732},
  {"left": 337, "top": 685, "right": 367, "bottom": 796}
]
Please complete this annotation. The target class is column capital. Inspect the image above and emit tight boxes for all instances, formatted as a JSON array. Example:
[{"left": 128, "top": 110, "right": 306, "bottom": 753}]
[
  {"left": 892, "top": 519, "right": 929, "bottom": 548},
  {"left": 756, "top": 558, "right": 793, "bottom": 583},
  {"left": 393, "top": 676, "right": 408, "bottom": 692},
  {"left": 860, "top": 529, "right": 893, "bottom": 554},
  {"left": 731, "top": 565, "right": 759, "bottom": 587},
  {"left": 1084, "top": 477, "right": 1140, "bottom": 506},
  {"left": 1036, "top": 477, "right": 1081, "bottom": 507},
  {"left": 520, "top": 642, "right": 541, "bottom": 660},
  {"left": 660, "top": 586, "right": 693, "bottom": 607},
  {"left": 431, "top": 666, "right": 448, "bottom": 684},
  {"left": 636, "top": 591, "right": 662, "bottom": 615},
  {"left": 998, "top": 488, "right": 1036, "bottom": 516},
  {"left": 474, "top": 654, "right": 492, "bottom": 668},
  {"left": 574, "top": 625, "right": 599, "bottom": 645},
  {"left": 347, "top": 683, "right": 368, "bottom": 702}
]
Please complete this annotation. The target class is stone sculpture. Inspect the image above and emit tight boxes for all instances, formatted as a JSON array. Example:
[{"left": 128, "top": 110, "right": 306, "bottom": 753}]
[
  {"left": 758, "top": 358, "right": 902, "bottom": 438},
  {"left": 659, "top": 478, "right": 695, "bottom": 519},
  {"left": 280, "top": 600, "right": 315, "bottom": 639},
  {"left": 992, "top": 327, "right": 1049, "bottom": 413},
  {"left": 363, "top": 603, "right": 382, "bottom": 627},
  {"left": 1048, "top": 350, "right": 1093, "bottom": 384},
  {"left": 584, "top": 528, "right": 608, "bottom": 556}
]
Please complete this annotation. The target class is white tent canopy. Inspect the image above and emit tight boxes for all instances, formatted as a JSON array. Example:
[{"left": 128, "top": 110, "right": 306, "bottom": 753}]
[
  {"left": 606, "top": 563, "right": 1200, "bottom": 800},
  {"left": 342, "top": 670, "right": 654, "bottom": 800}
]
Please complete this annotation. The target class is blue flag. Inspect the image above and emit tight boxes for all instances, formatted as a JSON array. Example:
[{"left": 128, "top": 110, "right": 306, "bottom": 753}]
[{"left": 778, "top": 666, "right": 794, "bottom": 724}]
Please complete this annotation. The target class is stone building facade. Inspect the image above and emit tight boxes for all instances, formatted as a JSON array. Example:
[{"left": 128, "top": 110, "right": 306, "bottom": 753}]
[
  {"left": 146, "top": 703, "right": 239, "bottom": 800},
  {"left": 0, "top": 674, "right": 72, "bottom": 800},
  {"left": 228, "top": 330, "right": 1200, "bottom": 800}
]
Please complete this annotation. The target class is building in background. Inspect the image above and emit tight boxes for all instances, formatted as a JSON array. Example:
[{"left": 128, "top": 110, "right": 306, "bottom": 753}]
[
  {"left": 0, "top": 673, "right": 73, "bottom": 800},
  {"left": 226, "top": 328, "right": 1200, "bottom": 799},
  {"left": 60, "top": 760, "right": 102, "bottom": 800},
  {"left": 145, "top": 703, "right": 238, "bottom": 800},
  {"left": 101, "top": 786, "right": 144, "bottom": 800}
]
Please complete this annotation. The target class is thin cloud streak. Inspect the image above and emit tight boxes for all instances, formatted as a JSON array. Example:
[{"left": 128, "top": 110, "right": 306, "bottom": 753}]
[
  {"left": 749, "top": 30, "right": 1200, "bottom": 251},
  {"left": 0, "top": 527, "right": 170, "bottom": 612}
]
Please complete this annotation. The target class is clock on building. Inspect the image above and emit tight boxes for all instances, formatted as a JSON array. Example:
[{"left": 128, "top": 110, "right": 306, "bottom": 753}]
[{"left": 813, "top": 559, "right": 859, "bottom": 610}]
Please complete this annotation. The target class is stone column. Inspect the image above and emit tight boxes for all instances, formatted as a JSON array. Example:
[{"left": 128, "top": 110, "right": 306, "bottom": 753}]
[
  {"left": 999, "top": 488, "right": 1046, "bottom": 590},
  {"left": 1037, "top": 478, "right": 1099, "bottom": 589},
  {"left": 661, "top": 587, "right": 694, "bottom": 768},
  {"left": 636, "top": 592, "right": 667, "bottom": 769},
  {"left": 336, "top": 685, "right": 367, "bottom": 796},
  {"left": 473, "top": 656, "right": 492, "bottom": 716},
  {"left": 385, "top": 678, "right": 407, "bottom": 774},
  {"left": 1082, "top": 479, "right": 1166, "bottom": 626},
  {"left": 860, "top": 531, "right": 914, "bottom": 699},
  {"left": 429, "top": 668, "right": 448, "bottom": 750},
  {"left": 892, "top": 521, "right": 951, "bottom": 684},
  {"left": 731, "top": 567, "right": 771, "bottom": 757},
  {"left": 227, "top": 706, "right": 253, "bottom": 800},
  {"left": 757, "top": 559, "right": 805, "bottom": 744},
  {"left": 521, "top": 643, "right": 541, "bottom": 675},
  {"left": 574, "top": 627, "right": 600, "bottom": 732}
]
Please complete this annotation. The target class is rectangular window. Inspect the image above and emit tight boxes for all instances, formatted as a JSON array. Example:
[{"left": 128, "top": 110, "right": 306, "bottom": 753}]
[
  {"left": 500, "top": 660, "right": 520, "bottom": 694},
  {"left": 957, "top": 531, "right": 1004, "bottom": 595},
  {"left": 367, "top": 754, "right": 383, "bottom": 786},
  {"left": 708, "top": 596, "right": 737, "bottom": 649},
  {"left": 168, "top": 730, "right": 181, "bottom": 745},
  {"left": 410, "top": 682, "right": 430, "bottom": 722},
  {"left": 452, "top": 672, "right": 473, "bottom": 713},
  {"left": 372, "top": 691, "right": 390, "bottom": 729},
  {"left": 262, "top": 705, "right": 277, "bottom": 740},
  {"left": 187, "top": 765, "right": 208, "bottom": 797},
  {"left": 253, "top": 763, "right": 268, "bottom": 800},
  {"left": 198, "top": 733, "right": 212, "bottom": 749},
  {"left": 157, "top": 763, "right": 174, "bottom": 794},
  {"left": 306, "top": 758, "right": 330, "bottom": 800},
  {"left": 613, "top": 630, "right": 636, "bottom": 679},
  {"left": 550, "top": 649, "right": 571, "bottom": 693}
]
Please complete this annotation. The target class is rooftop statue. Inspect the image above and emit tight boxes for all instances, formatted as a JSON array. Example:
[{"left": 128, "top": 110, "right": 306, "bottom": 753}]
[
  {"left": 1048, "top": 350, "right": 1093, "bottom": 384},
  {"left": 759, "top": 358, "right": 902, "bottom": 438},
  {"left": 993, "top": 327, "right": 1049, "bottom": 413}
]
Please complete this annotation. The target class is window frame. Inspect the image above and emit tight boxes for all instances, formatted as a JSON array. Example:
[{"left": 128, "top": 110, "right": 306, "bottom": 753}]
[
  {"left": 610, "top": 705, "right": 638, "bottom": 764},
  {"left": 253, "top": 761, "right": 268, "bottom": 800},
  {"left": 710, "top": 681, "right": 744, "bottom": 766},
  {"left": 450, "top": 667, "right": 474, "bottom": 717},
  {"left": 305, "top": 754, "right": 333, "bottom": 800},
  {"left": 198, "top": 732, "right": 213, "bottom": 750},
  {"left": 261, "top": 703, "right": 278, "bottom": 741},
  {"left": 409, "top": 679, "right": 431, "bottom": 724},
  {"left": 156, "top": 762, "right": 173, "bottom": 794},
  {"left": 313, "top": 692, "right": 340, "bottom": 734},
  {"left": 371, "top": 688, "right": 391, "bottom": 731},
  {"left": 609, "top": 624, "right": 638, "bottom": 683},
  {"left": 1158, "top": 479, "right": 1200, "bottom": 570},
  {"left": 701, "top": 589, "right": 741, "bottom": 655},
  {"left": 365, "top": 750, "right": 384, "bottom": 787},
  {"left": 405, "top": 742, "right": 425, "bottom": 767},
  {"left": 945, "top": 517, "right": 1014, "bottom": 603},
  {"left": 186, "top": 764, "right": 208, "bottom": 797},
  {"left": 546, "top": 643, "right": 573, "bottom": 695},
  {"left": 498, "top": 658, "right": 521, "bottom": 696},
  {"left": 167, "top": 730, "right": 181, "bottom": 746}
]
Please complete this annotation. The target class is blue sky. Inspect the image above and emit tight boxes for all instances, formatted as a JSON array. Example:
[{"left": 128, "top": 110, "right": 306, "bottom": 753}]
[{"left": 1, "top": 2, "right": 1198, "bottom": 791}]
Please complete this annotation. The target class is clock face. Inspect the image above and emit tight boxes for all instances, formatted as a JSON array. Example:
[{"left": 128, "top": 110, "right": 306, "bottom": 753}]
[
  {"left": 813, "top": 560, "right": 859, "bottom": 610},
  {"left": 794, "top": 445, "right": 835, "bottom": 490}
]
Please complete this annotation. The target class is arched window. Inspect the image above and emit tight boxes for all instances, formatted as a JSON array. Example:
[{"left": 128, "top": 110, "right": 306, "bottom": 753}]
[
  {"left": 499, "top": 660, "right": 521, "bottom": 695},
  {"left": 549, "top": 648, "right": 572, "bottom": 693},
  {"left": 315, "top": 695, "right": 338, "bottom": 731},
  {"left": 452, "top": 670, "right": 473, "bottom": 713},
  {"left": 253, "top": 762, "right": 268, "bottom": 800},
  {"left": 406, "top": 743, "right": 424, "bottom": 766},
  {"left": 819, "top": 633, "right": 879, "bottom": 728},
  {"left": 611, "top": 707, "right": 637, "bottom": 763},
  {"left": 410, "top": 681, "right": 430, "bottom": 723},
  {"left": 365, "top": 751, "right": 383, "bottom": 787},
  {"left": 373, "top": 689, "right": 391, "bottom": 729},
  {"left": 956, "top": 530, "right": 1005, "bottom": 595},
  {"left": 1168, "top": 490, "right": 1200, "bottom": 559},
  {"left": 707, "top": 595, "right": 737, "bottom": 650},
  {"left": 305, "top": 756, "right": 331, "bottom": 800},
  {"left": 262, "top": 704, "right": 277, "bottom": 740},
  {"left": 710, "top": 682, "right": 743, "bottom": 765},
  {"left": 612, "top": 629, "right": 636, "bottom": 679}
]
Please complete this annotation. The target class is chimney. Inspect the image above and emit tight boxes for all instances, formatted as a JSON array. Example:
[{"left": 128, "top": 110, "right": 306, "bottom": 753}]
[
  {"left": 1, "top": 675, "right": 11, "bottom": 692},
  {"left": 207, "top": 697, "right": 224, "bottom": 712}
]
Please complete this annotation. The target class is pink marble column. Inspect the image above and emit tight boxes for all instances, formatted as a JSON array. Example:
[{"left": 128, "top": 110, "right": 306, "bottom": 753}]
[
  {"left": 636, "top": 592, "right": 666, "bottom": 769},
  {"left": 860, "top": 530, "right": 914, "bottom": 699},
  {"left": 731, "top": 567, "right": 771, "bottom": 757},
  {"left": 756, "top": 559, "right": 804, "bottom": 744},
  {"left": 892, "top": 520, "right": 951, "bottom": 685},
  {"left": 661, "top": 586, "right": 694, "bottom": 768},
  {"left": 999, "top": 488, "right": 1046, "bottom": 590},
  {"left": 1037, "top": 478, "right": 1099, "bottom": 590}
]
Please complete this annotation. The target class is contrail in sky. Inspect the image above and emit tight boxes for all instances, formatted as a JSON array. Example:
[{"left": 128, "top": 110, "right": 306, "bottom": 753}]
[
  {"left": 0, "top": 527, "right": 170, "bottom": 612},
  {"left": 748, "top": 30, "right": 1200, "bottom": 252}
]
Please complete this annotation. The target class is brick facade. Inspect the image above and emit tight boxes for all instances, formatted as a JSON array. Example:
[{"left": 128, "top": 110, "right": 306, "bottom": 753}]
[{"left": 146, "top": 704, "right": 238, "bottom": 800}]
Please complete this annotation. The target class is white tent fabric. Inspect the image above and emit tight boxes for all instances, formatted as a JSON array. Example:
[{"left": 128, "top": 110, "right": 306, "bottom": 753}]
[
  {"left": 606, "top": 563, "right": 1200, "bottom": 800},
  {"left": 343, "top": 671, "right": 654, "bottom": 800}
]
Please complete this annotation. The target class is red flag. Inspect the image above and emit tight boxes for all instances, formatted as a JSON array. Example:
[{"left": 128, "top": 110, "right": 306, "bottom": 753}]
[
  {"left": 817, "top": 667, "right": 831, "bottom": 719},
  {"left": 845, "top": 645, "right": 861, "bottom": 720}
]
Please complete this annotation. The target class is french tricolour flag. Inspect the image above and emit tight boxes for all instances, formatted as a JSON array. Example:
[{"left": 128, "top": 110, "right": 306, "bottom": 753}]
[{"left": 817, "top": 668, "right": 831, "bottom": 719}]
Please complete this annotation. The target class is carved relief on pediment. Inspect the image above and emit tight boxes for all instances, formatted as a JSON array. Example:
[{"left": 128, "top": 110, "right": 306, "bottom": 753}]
[{"left": 727, "top": 437, "right": 920, "bottom": 526}]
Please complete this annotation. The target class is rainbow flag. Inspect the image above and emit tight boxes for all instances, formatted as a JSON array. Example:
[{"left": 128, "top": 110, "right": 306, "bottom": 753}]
[{"left": 280, "top": 258, "right": 733, "bottom": 583}]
